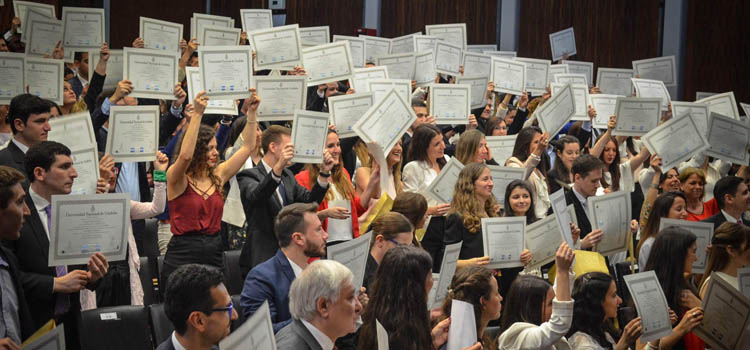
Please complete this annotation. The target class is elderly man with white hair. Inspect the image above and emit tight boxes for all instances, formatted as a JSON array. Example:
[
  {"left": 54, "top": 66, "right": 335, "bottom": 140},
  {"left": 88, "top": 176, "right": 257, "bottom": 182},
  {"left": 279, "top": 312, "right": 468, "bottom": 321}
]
[{"left": 275, "top": 259, "right": 363, "bottom": 350}]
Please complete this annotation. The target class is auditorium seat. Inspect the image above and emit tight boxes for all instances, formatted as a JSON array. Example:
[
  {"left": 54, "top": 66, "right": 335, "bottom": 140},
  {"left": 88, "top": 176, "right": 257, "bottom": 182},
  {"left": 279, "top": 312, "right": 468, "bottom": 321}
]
[
  {"left": 138, "top": 256, "right": 156, "bottom": 306},
  {"left": 222, "top": 250, "right": 244, "bottom": 295},
  {"left": 231, "top": 294, "right": 246, "bottom": 332},
  {"left": 80, "top": 306, "right": 152, "bottom": 350},
  {"left": 149, "top": 303, "right": 174, "bottom": 346}
]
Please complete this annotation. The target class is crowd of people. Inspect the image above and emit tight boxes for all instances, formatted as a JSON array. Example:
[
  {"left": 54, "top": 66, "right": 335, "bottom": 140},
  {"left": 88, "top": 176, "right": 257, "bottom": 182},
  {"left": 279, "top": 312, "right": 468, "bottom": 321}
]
[{"left": 1, "top": 8, "right": 750, "bottom": 350}]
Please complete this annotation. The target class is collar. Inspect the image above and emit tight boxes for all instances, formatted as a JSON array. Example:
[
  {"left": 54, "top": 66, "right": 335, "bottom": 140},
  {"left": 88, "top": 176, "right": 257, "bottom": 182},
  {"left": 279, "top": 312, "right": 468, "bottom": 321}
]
[
  {"left": 721, "top": 210, "right": 741, "bottom": 224},
  {"left": 29, "top": 187, "right": 49, "bottom": 212},
  {"left": 11, "top": 137, "right": 29, "bottom": 154},
  {"left": 285, "top": 253, "right": 304, "bottom": 278},
  {"left": 301, "top": 319, "right": 335, "bottom": 350},
  {"left": 572, "top": 187, "right": 588, "bottom": 206},
  {"left": 171, "top": 332, "right": 186, "bottom": 350},
  {"left": 76, "top": 73, "right": 89, "bottom": 87},
  {"left": 261, "top": 159, "right": 274, "bottom": 175}
]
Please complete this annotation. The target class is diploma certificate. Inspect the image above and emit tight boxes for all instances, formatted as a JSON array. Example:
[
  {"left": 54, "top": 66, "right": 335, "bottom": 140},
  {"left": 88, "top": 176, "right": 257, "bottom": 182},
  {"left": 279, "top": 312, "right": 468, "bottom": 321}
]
[
  {"left": 359, "top": 35, "right": 392, "bottom": 63},
  {"left": 697, "top": 92, "right": 740, "bottom": 120},
  {"left": 219, "top": 301, "right": 277, "bottom": 350},
  {"left": 487, "top": 166, "right": 524, "bottom": 206},
  {"left": 413, "top": 35, "right": 442, "bottom": 54},
  {"left": 192, "top": 13, "right": 232, "bottom": 41},
  {"left": 456, "top": 76, "right": 489, "bottom": 109},
  {"left": 24, "top": 56, "right": 63, "bottom": 104},
  {"left": 706, "top": 112, "right": 750, "bottom": 165},
  {"left": 254, "top": 76, "right": 307, "bottom": 121},
  {"left": 291, "top": 110, "right": 329, "bottom": 164},
  {"left": 642, "top": 113, "right": 710, "bottom": 170},
  {"left": 561, "top": 60, "right": 593, "bottom": 87},
  {"left": 198, "top": 46, "right": 253, "bottom": 100},
  {"left": 632, "top": 78, "right": 671, "bottom": 110},
  {"left": 70, "top": 145, "right": 100, "bottom": 196},
  {"left": 554, "top": 73, "right": 587, "bottom": 86},
  {"left": 632, "top": 56, "right": 677, "bottom": 86},
  {"left": 485, "top": 50, "right": 517, "bottom": 59},
  {"left": 670, "top": 101, "right": 709, "bottom": 137},
  {"left": 24, "top": 323, "right": 65, "bottom": 350},
  {"left": 327, "top": 233, "right": 371, "bottom": 292},
  {"left": 550, "top": 82, "right": 589, "bottom": 121},
  {"left": 430, "top": 242, "right": 462, "bottom": 309},
  {"left": 588, "top": 190, "right": 631, "bottom": 256},
  {"left": 333, "top": 35, "right": 366, "bottom": 68},
  {"left": 612, "top": 97, "right": 662, "bottom": 136},
  {"left": 659, "top": 219, "right": 714, "bottom": 273},
  {"left": 550, "top": 189, "right": 576, "bottom": 249},
  {"left": 240, "top": 9, "right": 273, "bottom": 33},
  {"left": 414, "top": 50, "right": 436, "bottom": 86},
  {"left": 106, "top": 106, "right": 160, "bottom": 162},
  {"left": 429, "top": 84, "right": 471, "bottom": 124},
  {"left": 185, "top": 66, "right": 238, "bottom": 116},
  {"left": 48, "top": 111, "right": 96, "bottom": 150},
  {"left": 739, "top": 267, "right": 750, "bottom": 298},
  {"left": 62, "top": 7, "right": 105, "bottom": 52},
  {"left": 376, "top": 53, "right": 415, "bottom": 80},
  {"left": 549, "top": 27, "right": 576, "bottom": 62},
  {"left": 624, "top": 271, "right": 673, "bottom": 342},
  {"left": 490, "top": 57, "right": 526, "bottom": 96},
  {"left": 303, "top": 41, "right": 355, "bottom": 86},
  {"left": 425, "top": 23, "right": 467, "bottom": 50},
  {"left": 462, "top": 51, "right": 492, "bottom": 80},
  {"left": 433, "top": 41, "right": 462, "bottom": 76},
  {"left": 14, "top": 1, "right": 55, "bottom": 35},
  {"left": 299, "top": 26, "right": 330, "bottom": 47},
  {"left": 589, "top": 94, "right": 620, "bottom": 129},
  {"left": 548, "top": 64, "right": 569, "bottom": 83},
  {"left": 199, "top": 25, "right": 240, "bottom": 46},
  {"left": 139, "top": 17, "right": 183, "bottom": 52},
  {"left": 123, "top": 47, "right": 179, "bottom": 100},
  {"left": 0, "top": 52, "right": 25, "bottom": 104},
  {"left": 485, "top": 135, "right": 517, "bottom": 166},
  {"left": 390, "top": 33, "right": 419, "bottom": 54},
  {"left": 482, "top": 217, "right": 526, "bottom": 269},
  {"left": 352, "top": 89, "right": 415, "bottom": 155},
  {"left": 514, "top": 57, "right": 551, "bottom": 96},
  {"left": 424, "top": 158, "right": 464, "bottom": 204},
  {"left": 49, "top": 193, "right": 130, "bottom": 266},
  {"left": 352, "top": 66, "right": 389, "bottom": 93},
  {"left": 694, "top": 274, "right": 750, "bottom": 350},
  {"left": 368, "top": 79, "right": 411, "bottom": 105},
  {"left": 24, "top": 12, "right": 62, "bottom": 57},
  {"left": 467, "top": 44, "right": 496, "bottom": 53},
  {"left": 536, "top": 83, "right": 576, "bottom": 137},
  {"left": 526, "top": 214, "right": 563, "bottom": 269},
  {"left": 596, "top": 68, "right": 634, "bottom": 97},
  {"left": 250, "top": 24, "right": 303, "bottom": 70},
  {"left": 89, "top": 49, "right": 123, "bottom": 90},
  {"left": 328, "top": 92, "right": 374, "bottom": 138}
]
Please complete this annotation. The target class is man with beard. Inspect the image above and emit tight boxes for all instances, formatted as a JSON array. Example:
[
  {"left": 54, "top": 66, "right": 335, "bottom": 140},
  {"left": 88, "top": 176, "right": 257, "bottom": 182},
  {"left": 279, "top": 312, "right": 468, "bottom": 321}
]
[{"left": 240, "top": 203, "right": 328, "bottom": 333}]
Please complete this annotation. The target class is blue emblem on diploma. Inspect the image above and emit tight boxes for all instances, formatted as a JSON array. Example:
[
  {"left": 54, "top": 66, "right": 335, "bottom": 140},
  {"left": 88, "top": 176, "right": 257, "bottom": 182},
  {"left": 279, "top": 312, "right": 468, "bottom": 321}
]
[
  {"left": 140, "top": 147, "right": 144, "bottom": 153},
  {"left": 145, "top": 84, "right": 151, "bottom": 90},
  {"left": 221, "top": 85, "right": 226, "bottom": 91},
  {"left": 130, "top": 147, "right": 135, "bottom": 153},
  {"left": 82, "top": 244, "right": 89, "bottom": 253},
  {"left": 230, "top": 85, "right": 235, "bottom": 91}
]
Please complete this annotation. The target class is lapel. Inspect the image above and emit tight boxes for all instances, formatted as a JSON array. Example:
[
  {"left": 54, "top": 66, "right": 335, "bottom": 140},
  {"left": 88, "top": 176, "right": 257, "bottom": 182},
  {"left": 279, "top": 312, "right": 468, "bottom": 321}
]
[
  {"left": 292, "top": 320, "right": 323, "bottom": 350},
  {"left": 257, "top": 164, "right": 284, "bottom": 211},
  {"left": 24, "top": 192, "right": 50, "bottom": 260},
  {"left": 275, "top": 249, "right": 296, "bottom": 283},
  {"left": 8, "top": 141, "right": 26, "bottom": 170}
]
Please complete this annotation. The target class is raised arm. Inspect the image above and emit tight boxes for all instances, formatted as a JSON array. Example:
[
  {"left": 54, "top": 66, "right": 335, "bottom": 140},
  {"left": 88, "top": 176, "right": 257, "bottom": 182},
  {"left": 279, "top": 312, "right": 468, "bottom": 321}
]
[
  {"left": 93, "top": 42, "right": 109, "bottom": 76},
  {"left": 590, "top": 115, "right": 615, "bottom": 158},
  {"left": 167, "top": 91, "right": 208, "bottom": 199},
  {"left": 216, "top": 90, "right": 260, "bottom": 183}
]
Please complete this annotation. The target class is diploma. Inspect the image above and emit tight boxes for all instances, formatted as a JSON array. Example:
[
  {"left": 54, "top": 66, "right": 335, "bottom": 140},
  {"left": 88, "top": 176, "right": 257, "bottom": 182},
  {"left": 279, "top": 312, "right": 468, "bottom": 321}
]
[
  {"left": 333, "top": 35, "right": 366, "bottom": 68},
  {"left": 550, "top": 83, "right": 589, "bottom": 121},
  {"left": 105, "top": 106, "right": 160, "bottom": 162},
  {"left": 550, "top": 189, "right": 576, "bottom": 249},
  {"left": 612, "top": 97, "right": 662, "bottom": 136},
  {"left": 414, "top": 51, "right": 437, "bottom": 87},
  {"left": 62, "top": 7, "right": 105, "bottom": 52},
  {"left": 24, "top": 323, "right": 65, "bottom": 350},
  {"left": 89, "top": 49, "right": 123, "bottom": 90},
  {"left": 390, "top": 33, "right": 419, "bottom": 54},
  {"left": 70, "top": 145, "right": 99, "bottom": 196},
  {"left": 191, "top": 13, "right": 233, "bottom": 42},
  {"left": 697, "top": 91, "right": 740, "bottom": 120},
  {"left": 376, "top": 53, "right": 415, "bottom": 80},
  {"left": 456, "top": 76, "right": 489, "bottom": 109},
  {"left": 741, "top": 103, "right": 750, "bottom": 118},
  {"left": 23, "top": 11, "right": 62, "bottom": 57},
  {"left": 549, "top": 27, "right": 576, "bottom": 62},
  {"left": 327, "top": 200, "right": 353, "bottom": 242},
  {"left": 486, "top": 166, "right": 524, "bottom": 206},
  {"left": 548, "top": 63, "right": 569, "bottom": 83},
  {"left": 353, "top": 89, "right": 416, "bottom": 155},
  {"left": 0, "top": 52, "right": 25, "bottom": 104},
  {"left": 199, "top": 25, "right": 241, "bottom": 46},
  {"left": 49, "top": 193, "right": 130, "bottom": 266},
  {"left": 695, "top": 274, "right": 750, "bottom": 350},
  {"left": 561, "top": 60, "right": 593, "bottom": 87},
  {"left": 250, "top": 24, "right": 304, "bottom": 70},
  {"left": 659, "top": 219, "right": 714, "bottom": 273},
  {"left": 376, "top": 319, "right": 389, "bottom": 350},
  {"left": 240, "top": 9, "right": 273, "bottom": 33},
  {"left": 14, "top": 1, "right": 55, "bottom": 35},
  {"left": 447, "top": 300, "right": 478, "bottom": 350},
  {"left": 525, "top": 214, "right": 563, "bottom": 269},
  {"left": 139, "top": 17, "right": 183, "bottom": 52},
  {"left": 588, "top": 190, "right": 631, "bottom": 256},
  {"left": 554, "top": 73, "right": 587, "bottom": 86},
  {"left": 328, "top": 92, "right": 374, "bottom": 138},
  {"left": 631, "top": 78, "right": 671, "bottom": 110},
  {"left": 632, "top": 56, "right": 677, "bottom": 86},
  {"left": 299, "top": 26, "right": 330, "bottom": 47},
  {"left": 220, "top": 301, "right": 277, "bottom": 350},
  {"left": 462, "top": 51, "right": 492, "bottom": 79},
  {"left": 490, "top": 57, "right": 526, "bottom": 96},
  {"left": 254, "top": 75, "right": 307, "bottom": 121},
  {"left": 303, "top": 41, "right": 355, "bottom": 86},
  {"left": 536, "top": 83, "right": 576, "bottom": 137},
  {"left": 589, "top": 94, "right": 619, "bottom": 129},
  {"left": 185, "top": 66, "right": 238, "bottom": 116},
  {"left": 291, "top": 110, "right": 329, "bottom": 164},
  {"left": 568, "top": 204, "right": 578, "bottom": 228},
  {"left": 481, "top": 217, "right": 526, "bottom": 269},
  {"left": 359, "top": 35, "right": 392, "bottom": 62},
  {"left": 327, "top": 233, "right": 371, "bottom": 292},
  {"left": 368, "top": 79, "right": 411, "bottom": 105},
  {"left": 425, "top": 158, "right": 464, "bottom": 204},
  {"left": 514, "top": 57, "right": 551, "bottom": 96},
  {"left": 434, "top": 41, "right": 463, "bottom": 76},
  {"left": 123, "top": 47, "right": 179, "bottom": 100},
  {"left": 596, "top": 68, "right": 633, "bottom": 96},
  {"left": 623, "top": 271, "right": 673, "bottom": 342},
  {"left": 48, "top": 111, "right": 96, "bottom": 149},
  {"left": 352, "top": 66, "right": 389, "bottom": 93},
  {"left": 430, "top": 84, "right": 471, "bottom": 124},
  {"left": 24, "top": 56, "right": 63, "bottom": 105},
  {"left": 706, "top": 112, "right": 750, "bottom": 165},
  {"left": 198, "top": 45, "right": 253, "bottom": 100},
  {"left": 467, "top": 44, "right": 497, "bottom": 53},
  {"left": 485, "top": 135, "right": 517, "bottom": 167},
  {"left": 739, "top": 267, "right": 750, "bottom": 298},
  {"left": 413, "top": 35, "right": 442, "bottom": 53},
  {"left": 670, "top": 102, "right": 708, "bottom": 139},
  {"left": 430, "top": 241, "right": 463, "bottom": 309},
  {"left": 485, "top": 50, "right": 517, "bottom": 59},
  {"left": 425, "top": 23, "right": 467, "bottom": 50},
  {"left": 642, "top": 113, "right": 709, "bottom": 170}
]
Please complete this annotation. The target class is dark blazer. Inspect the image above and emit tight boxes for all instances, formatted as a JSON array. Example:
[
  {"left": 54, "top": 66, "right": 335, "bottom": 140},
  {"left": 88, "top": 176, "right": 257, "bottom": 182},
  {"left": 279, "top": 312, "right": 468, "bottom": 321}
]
[
  {"left": 0, "top": 140, "right": 26, "bottom": 174},
  {"left": 275, "top": 319, "right": 323, "bottom": 350},
  {"left": 444, "top": 213, "right": 484, "bottom": 261},
  {"left": 240, "top": 249, "right": 295, "bottom": 333},
  {"left": 155, "top": 338, "right": 176, "bottom": 350},
  {"left": 564, "top": 189, "right": 592, "bottom": 239},
  {"left": 237, "top": 163, "right": 327, "bottom": 275},
  {"left": 0, "top": 244, "right": 35, "bottom": 342},
  {"left": 702, "top": 212, "right": 750, "bottom": 230},
  {"left": 69, "top": 75, "right": 84, "bottom": 98}
]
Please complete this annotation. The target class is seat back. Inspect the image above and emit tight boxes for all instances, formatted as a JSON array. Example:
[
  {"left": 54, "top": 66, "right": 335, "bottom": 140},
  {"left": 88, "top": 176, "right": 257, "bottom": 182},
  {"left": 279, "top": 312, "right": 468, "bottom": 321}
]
[
  {"left": 230, "top": 294, "right": 247, "bottom": 332},
  {"left": 80, "top": 306, "right": 152, "bottom": 350},
  {"left": 222, "top": 250, "right": 244, "bottom": 295},
  {"left": 138, "top": 256, "right": 156, "bottom": 305},
  {"left": 149, "top": 303, "right": 174, "bottom": 346}
]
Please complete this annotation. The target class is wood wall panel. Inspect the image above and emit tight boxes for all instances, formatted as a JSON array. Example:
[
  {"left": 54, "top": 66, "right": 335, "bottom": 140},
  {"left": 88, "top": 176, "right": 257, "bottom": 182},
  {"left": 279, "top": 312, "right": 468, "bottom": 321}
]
[
  {"left": 683, "top": 0, "right": 750, "bottom": 104},
  {"left": 380, "top": 0, "right": 497, "bottom": 43},
  {"left": 518, "top": 0, "right": 659, "bottom": 72},
  {"left": 110, "top": 0, "right": 205, "bottom": 49}
]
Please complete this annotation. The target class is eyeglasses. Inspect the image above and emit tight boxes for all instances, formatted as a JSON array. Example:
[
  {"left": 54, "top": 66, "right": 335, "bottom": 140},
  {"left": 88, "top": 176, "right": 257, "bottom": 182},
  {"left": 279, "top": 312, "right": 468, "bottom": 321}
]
[
  {"left": 387, "top": 238, "right": 414, "bottom": 247},
  {"left": 205, "top": 301, "right": 234, "bottom": 319}
]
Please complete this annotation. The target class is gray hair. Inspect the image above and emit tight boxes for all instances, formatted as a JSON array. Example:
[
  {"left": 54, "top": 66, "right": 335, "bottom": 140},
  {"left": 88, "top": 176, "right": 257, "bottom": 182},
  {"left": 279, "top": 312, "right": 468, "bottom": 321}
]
[{"left": 289, "top": 260, "right": 353, "bottom": 321}]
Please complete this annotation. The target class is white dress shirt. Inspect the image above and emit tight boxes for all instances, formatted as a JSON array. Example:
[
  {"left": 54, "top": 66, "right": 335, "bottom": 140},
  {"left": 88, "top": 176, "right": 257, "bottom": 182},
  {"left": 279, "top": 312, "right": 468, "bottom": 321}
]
[
  {"left": 301, "top": 319, "right": 335, "bottom": 350},
  {"left": 29, "top": 187, "right": 50, "bottom": 238}
]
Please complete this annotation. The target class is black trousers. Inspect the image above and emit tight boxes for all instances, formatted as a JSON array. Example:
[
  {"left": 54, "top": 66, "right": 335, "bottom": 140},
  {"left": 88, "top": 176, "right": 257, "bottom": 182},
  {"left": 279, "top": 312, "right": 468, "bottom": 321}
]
[{"left": 161, "top": 233, "right": 224, "bottom": 295}]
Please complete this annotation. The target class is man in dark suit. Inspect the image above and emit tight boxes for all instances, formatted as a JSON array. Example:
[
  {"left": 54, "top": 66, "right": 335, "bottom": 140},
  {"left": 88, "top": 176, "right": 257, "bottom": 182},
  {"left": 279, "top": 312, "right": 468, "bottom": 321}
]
[
  {"left": 3, "top": 141, "right": 109, "bottom": 349},
  {"left": 0, "top": 166, "right": 35, "bottom": 347},
  {"left": 241, "top": 203, "right": 328, "bottom": 332},
  {"left": 237, "top": 125, "right": 333, "bottom": 275},
  {"left": 158, "top": 264, "right": 237, "bottom": 350},
  {"left": 703, "top": 176, "right": 750, "bottom": 229},
  {"left": 275, "top": 260, "right": 362, "bottom": 350},
  {"left": 564, "top": 154, "right": 605, "bottom": 249},
  {"left": 0, "top": 94, "right": 52, "bottom": 173}
]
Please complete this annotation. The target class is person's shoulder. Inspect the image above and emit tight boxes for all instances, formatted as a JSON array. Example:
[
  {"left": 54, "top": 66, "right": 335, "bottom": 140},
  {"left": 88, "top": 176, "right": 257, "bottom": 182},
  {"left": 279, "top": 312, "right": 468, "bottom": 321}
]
[
  {"left": 275, "top": 321, "right": 309, "bottom": 349},
  {"left": 155, "top": 338, "right": 176, "bottom": 350}
]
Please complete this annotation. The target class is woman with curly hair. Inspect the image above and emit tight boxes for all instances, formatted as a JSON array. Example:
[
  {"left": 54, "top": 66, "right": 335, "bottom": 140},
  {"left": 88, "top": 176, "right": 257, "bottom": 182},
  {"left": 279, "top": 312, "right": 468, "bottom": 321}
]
[
  {"left": 441, "top": 266, "right": 502, "bottom": 349},
  {"left": 161, "top": 90, "right": 259, "bottom": 290},
  {"left": 567, "top": 272, "right": 643, "bottom": 350}
]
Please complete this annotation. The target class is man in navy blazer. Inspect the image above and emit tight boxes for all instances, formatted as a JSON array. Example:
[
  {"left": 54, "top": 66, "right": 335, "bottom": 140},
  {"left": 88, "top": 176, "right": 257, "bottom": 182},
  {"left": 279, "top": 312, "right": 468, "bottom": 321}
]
[
  {"left": 702, "top": 176, "right": 750, "bottom": 229},
  {"left": 240, "top": 202, "right": 328, "bottom": 333}
]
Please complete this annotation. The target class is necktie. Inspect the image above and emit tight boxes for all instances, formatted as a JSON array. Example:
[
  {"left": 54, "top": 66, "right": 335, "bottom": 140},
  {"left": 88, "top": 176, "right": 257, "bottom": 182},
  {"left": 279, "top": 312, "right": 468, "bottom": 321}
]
[
  {"left": 45, "top": 205, "right": 70, "bottom": 316},
  {"left": 278, "top": 179, "right": 288, "bottom": 206}
]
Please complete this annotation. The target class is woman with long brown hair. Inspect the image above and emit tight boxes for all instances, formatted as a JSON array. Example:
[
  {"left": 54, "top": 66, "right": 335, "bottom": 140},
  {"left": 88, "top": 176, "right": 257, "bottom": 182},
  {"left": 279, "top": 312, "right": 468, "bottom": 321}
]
[{"left": 590, "top": 115, "right": 651, "bottom": 193}]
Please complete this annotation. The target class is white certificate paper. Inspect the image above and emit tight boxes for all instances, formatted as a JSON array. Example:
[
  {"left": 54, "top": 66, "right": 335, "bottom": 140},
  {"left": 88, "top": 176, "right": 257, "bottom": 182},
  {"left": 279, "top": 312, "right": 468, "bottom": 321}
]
[
  {"left": 240, "top": 9, "right": 273, "bottom": 33},
  {"left": 425, "top": 23, "right": 467, "bottom": 50},
  {"left": 670, "top": 101, "right": 709, "bottom": 137},
  {"left": 413, "top": 35, "right": 442, "bottom": 54},
  {"left": 299, "top": 26, "right": 330, "bottom": 47},
  {"left": 327, "top": 233, "right": 371, "bottom": 293},
  {"left": 106, "top": 106, "right": 160, "bottom": 162},
  {"left": 24, "top": 14, "right": 62, "bottom": 57},
  {"left": 447, "top": 300, "right": 477, "bottom": 350},
  {"left": 659, "top": 219, "right": 713, "bottom": 273},
  {"left": 250, "top": 24, "right": 303, "bottom": 70},
  {"left": 376, "top": 319, "right": 389, "bottom": 350},
  {"left": 359, "top": 35, "right": 392, "bottom": 63},
  {"left": 536, "top": 83, "right": 576, "bottom": 137},
  {"left": 24, "top": 323, "right": 65, "bottom": 350},
  {"left": 481, "top": 216, "right": 526, "bottom": 269},
  {"left": 291, "top": 110, "right": 329, "bottom": 164},
  {"left": 456, "top": 76, "right": 489, "bottom": 109},
  {"left": 548, "top": 64, "right": 569, "bottom": 83},
  {"left": 624, "top": 271, "right": 673, "bottom": 342},
  {"left": 430, "top": 84, "right": 471, "bottom": 124},
  {"left": 550, "top": 189, "right": 576, "bottom": 249},
  {"left": 425, "top": 158, "right": 464, "bottom": 204},
  {"left": 139, "top": 17, "right": 183, "bottom": 52},
  {"left": 697, "top": 92, "right": 740, "bottom": 120},
  {"left": 738, "top": 267, "right": 750, "bottom": 298},
  {"left": 694, "top": 273, "right": 750, "bottom": 350},
  {"left": 14, "top": 1, "right": 55, "bottom": 35},
  {"left": 0, "top": 52, "right": 25, "bottom": 104},
  {"left": 550, "top": 82, "right": 588, "bottom": 121},
  {"left": 467, "top": 44, "right": 496, "bottom": 53},
  {"left": 490, "top": 57, "right": 526, "bottom": 96},
  {"left": 596, "top": 68, "right": 634, "bottom": 97},
  {"left": 70, "top": 145, "right": 100, "bottom": 196},
  {"left": 185, "top": 66, "right": 238, "bottom": 116},
  {"left": 588, "top": 190, "right": 631, "bottom": 256},
  {"left": 24, "top": 56, "right": 63, "bottom": 105},
  {"left": 487, "top": 166, "right": 524, "bottom": 206},
  {"left": 590, "top": 94, "right": 620, "bottom": 129},
  {"left": 254, "top": 75, "right": 307, "bottom": 121},
  {"left": 48, "top": 111, "right": 96, "bottom": 150},
  {"left": 414, "top": 50, "right": 436, "bottom": 87},
  {"left": 434, "top": 41, "right": 463, "bottom": 76},
  {"left": 554, "top": 73, "right": 587, "bottom": 86},
  {"left": 642, "top": 113, "right": 709, "bottom": 170},
  {"left": 328, "top": 92, "right": 374, "bottom": 138},
  {"left": 561, "top": 60, "right": 594, "bottom": 87},
  {"left": 62, "top": 7, "right": 105, "bottom": 52},
  {"left": 485, "top": 135, "right": 517, "bottom": 167},
  {"left": 219, "top": 300, "right": 277, "bottom": 350},
  {"left": 333, "top": 35, "right": 366, "bottom": 68},
  {"left": 485, "top": 50, "right": 517, "bottom": 59},
  {"left": 368, "top": 79, "right": 411, "bottom": 106},
  {"left": 303, "top": 41, "right": 355, "bottom": 86},
  {"left": 430, "top": 242, "right": 462, "bottom": 309},
  {"left": 49, "top": 193, "right": 130, "bottom": 266},
  {"left": 462, "top": 51, "right": 492, "bottom": 79},
  {"left": 376, "top": 53, "right": 415, "bottom": 80},
  {"left": 514, "top": 57, "right": 551, "bottom": 96},
  {"left": 123, "top": 47, "right": 179, "bottom": 100},
  {"left": 198, "top": 46, "right": 253, "bottom": 100},
  {"left": 632, "top": 78, "right": 671, "bottom": 110},
  {"left": 199, "top": 25, "right": 240, "bottom": 46},
  {"left": 89, "top": 49, "right": 123, "bottom": 90},
  {"left": 352, "top": 89, "right": 415, "bottom": 155},
  {"left": 352, "top": 66, "right": 389, "bottom": 93},
  {"left": 632, "top": 56, "right": 677, "bottom": 86},
  {"left": 390, "top": 32, "right": 419, "bottom": 54},
  {"left": 191, "top": 13, "right": 232, "bottom": 42},
  {"left": 612, "top": 97, "right": 662, "bottom": 136},
  {"left": 525, "top": 214, "right": 563, "bottom": 269},
  {"left": 549, "top": 27, "right": 576, "bottom": 62},
  {"left": 706, "top": 112, "right": 750, "bottom": 165}
]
